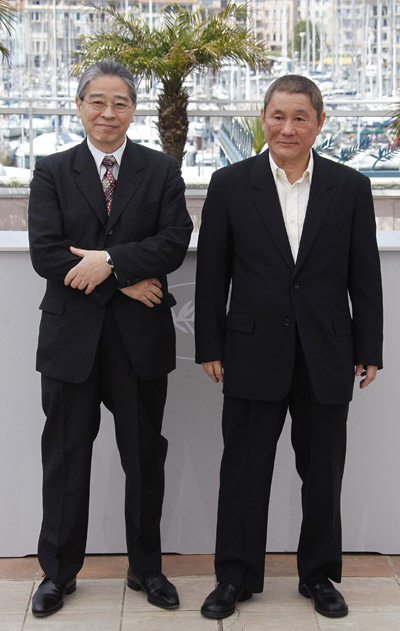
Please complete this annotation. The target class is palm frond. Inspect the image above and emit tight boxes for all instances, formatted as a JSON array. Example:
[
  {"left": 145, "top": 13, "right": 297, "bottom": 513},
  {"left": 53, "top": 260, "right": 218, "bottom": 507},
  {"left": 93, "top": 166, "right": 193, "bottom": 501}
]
[{"left": 0, "top": 0, "right": 17, "bottom": 60}]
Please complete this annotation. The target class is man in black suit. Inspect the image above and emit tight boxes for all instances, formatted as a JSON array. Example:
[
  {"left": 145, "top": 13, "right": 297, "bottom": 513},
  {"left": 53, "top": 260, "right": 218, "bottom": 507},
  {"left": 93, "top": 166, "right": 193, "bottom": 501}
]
[
  {"left": 29, "top": 60, "right": 192, "bottom": 617},
  {"left": 195, "top": 75, "right": 383, "bottom": 620}
]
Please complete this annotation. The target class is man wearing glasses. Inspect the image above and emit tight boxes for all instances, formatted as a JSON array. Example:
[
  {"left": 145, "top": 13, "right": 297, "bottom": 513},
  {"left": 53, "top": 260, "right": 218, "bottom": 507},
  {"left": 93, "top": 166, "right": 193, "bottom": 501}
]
[{"left": 28, "top": 60, "right": 192, "bottom": 617}]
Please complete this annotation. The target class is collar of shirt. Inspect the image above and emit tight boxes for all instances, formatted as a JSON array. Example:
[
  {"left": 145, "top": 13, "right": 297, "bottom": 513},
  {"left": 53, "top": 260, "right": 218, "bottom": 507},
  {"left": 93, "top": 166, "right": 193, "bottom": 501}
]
[
  {"left": 268, "top": 150, "right": 314, "bottom": 262},
  {"left": 86, "top": 137, "right": 127, "bottom": 181},
  {"left": 269, "top": 150, "right": 314, "bottom": 188}
]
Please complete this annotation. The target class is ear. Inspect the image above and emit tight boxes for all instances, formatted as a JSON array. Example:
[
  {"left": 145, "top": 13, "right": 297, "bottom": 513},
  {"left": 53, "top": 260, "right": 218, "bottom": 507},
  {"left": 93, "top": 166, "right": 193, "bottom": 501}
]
[
  {"left": 75, "top": 96, "right": 82, "bottom": 119},
  {"left": 130, "top": 103, "right": 137, "bottom": 124},
  {"left": 317, "top": 112, "right": 326, "bottom": 134}
]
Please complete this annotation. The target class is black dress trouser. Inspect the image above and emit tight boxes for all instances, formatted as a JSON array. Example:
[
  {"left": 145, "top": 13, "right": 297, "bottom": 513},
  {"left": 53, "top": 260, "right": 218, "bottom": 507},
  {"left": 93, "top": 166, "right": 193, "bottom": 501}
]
[
  {"left": 38, "top": 306, "right": 168, "bottom": 585},
  {"left": 215, "top": 337, "right": 349, "bottom": 593}
]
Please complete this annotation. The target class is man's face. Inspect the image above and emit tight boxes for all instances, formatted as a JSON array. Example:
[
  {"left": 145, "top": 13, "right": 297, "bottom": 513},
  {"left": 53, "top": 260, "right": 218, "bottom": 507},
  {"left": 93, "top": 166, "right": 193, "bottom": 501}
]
[
  {"left": 261, "top": 90, "right": 325, "bottom": 169},
  {"left": 76, "top": 75, "right": 136, "bottom": 153}
]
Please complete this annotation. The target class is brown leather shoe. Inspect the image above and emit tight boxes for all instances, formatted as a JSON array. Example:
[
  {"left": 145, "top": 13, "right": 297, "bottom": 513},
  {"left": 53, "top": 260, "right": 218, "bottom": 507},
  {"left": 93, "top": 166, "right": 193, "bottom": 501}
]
[
  {"left": 127, "top": 567, "right": 179, "bottom": 609},
  {"left": 201, "top": 582, "right": 252, "bottom": 619},
  {"left": 299, "top": 578, "right": 348, "bottom": 618},
  {"left": 32, "top": 576, "right": 76, "bottom": 617}
]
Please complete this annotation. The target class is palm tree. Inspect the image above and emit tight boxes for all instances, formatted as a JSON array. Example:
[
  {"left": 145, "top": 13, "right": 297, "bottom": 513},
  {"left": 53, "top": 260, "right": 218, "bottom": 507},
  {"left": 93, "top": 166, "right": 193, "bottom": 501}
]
[
  {"left": 73, "top": 2, "right": 272, "bottom": 166},
  {"left": 0, "top": 0, "right": 16, "bottom": 60}
]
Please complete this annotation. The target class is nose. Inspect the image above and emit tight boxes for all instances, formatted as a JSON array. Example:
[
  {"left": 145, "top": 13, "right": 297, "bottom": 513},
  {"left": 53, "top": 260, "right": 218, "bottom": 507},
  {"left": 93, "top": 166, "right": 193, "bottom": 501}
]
[
  {"left": 281, "top": 119, "right": 295, "bottom": 135},
  {"left": 101, "top": 104, "right": 116, "bottom": 118}
]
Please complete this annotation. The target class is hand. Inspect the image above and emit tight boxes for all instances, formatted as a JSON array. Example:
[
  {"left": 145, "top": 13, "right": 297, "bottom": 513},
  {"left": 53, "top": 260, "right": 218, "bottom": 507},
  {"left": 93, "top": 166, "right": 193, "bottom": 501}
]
[
  {"left": 64, "top": 247, "right": 112, "bottom": 294},
  {"left": 202, "top": 360, "right": 224, "bottom": 383},
  {"left": 119, "top": 278, "right": 163, "bottom": 308},
  {"left": 355, "top": 364, "right": 378, "bottom": 389}
]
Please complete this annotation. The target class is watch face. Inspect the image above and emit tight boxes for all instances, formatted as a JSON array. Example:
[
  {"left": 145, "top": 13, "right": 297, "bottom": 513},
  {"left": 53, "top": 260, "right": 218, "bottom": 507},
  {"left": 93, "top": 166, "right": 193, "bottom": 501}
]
[{"left": 105, "top": 253, "right": 114, "bottom": 268}]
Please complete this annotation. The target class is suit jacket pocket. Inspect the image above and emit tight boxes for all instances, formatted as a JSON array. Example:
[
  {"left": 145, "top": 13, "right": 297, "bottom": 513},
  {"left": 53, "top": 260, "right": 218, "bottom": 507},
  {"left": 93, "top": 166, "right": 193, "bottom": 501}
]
[
  {"left": 226, "top": 313, "right": 254, "bottom": 334},
  {"left": 333, "top": 318, "right": 353, "bottom": 336},
  {"left": 39, "top": 295, "right": 65, "bottom": 315}
]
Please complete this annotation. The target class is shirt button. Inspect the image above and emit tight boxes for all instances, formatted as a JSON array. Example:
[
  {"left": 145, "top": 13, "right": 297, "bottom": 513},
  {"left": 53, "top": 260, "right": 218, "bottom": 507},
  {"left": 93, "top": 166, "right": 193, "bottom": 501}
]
[{"left": 284, "top": 318, "right": 291, "bottom": 326}]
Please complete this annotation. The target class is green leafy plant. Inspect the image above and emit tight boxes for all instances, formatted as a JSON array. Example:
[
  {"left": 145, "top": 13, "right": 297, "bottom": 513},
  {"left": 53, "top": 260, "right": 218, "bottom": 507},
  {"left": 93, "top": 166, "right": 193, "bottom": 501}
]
[
  {"left": 240, "top": 115, "right": 266, "bottom": 154},
  {"left": 0, "top": 0, "right": 16, "bottom": 61},
  {"left": 73, "top": 2, "right": 272, "bottom": 165}
]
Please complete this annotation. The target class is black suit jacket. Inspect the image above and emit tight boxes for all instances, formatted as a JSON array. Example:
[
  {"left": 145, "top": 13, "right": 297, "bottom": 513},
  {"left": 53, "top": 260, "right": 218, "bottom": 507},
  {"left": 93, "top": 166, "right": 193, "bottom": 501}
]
[
  {"left": 195, "top": 150, "right": 383, "bottom": 405},
  {"left": 29, "top": 138, "right": 192, "bottom": 383}
]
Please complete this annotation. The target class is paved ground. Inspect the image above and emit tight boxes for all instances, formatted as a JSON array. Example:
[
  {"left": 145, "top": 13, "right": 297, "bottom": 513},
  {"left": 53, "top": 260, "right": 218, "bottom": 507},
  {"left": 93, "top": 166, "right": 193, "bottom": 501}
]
[{"left": 1, "top": 554, "right": 399, "bottom": 630}]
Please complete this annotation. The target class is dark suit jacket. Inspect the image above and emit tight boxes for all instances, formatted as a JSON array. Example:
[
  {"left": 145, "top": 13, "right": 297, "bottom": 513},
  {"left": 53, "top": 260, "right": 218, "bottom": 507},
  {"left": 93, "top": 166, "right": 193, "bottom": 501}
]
[
  {"left": 29, "top": 138, "right": 192, "bottom": 383},
  {"left": 195, "top": 150, "right": 383, "bottom": 405}
]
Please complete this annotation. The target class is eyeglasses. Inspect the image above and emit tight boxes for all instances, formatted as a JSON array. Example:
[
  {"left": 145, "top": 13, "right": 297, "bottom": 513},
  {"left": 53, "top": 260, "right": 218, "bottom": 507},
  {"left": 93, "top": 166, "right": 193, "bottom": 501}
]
[{"left": 82, "top": 99, "right": 134, "bottom": 113}]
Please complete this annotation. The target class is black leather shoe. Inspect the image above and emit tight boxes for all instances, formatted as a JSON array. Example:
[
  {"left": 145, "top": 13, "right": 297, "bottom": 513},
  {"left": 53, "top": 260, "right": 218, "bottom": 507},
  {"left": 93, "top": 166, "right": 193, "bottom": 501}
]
[
  {"left": 201, "top": 582, "right": 252, "bottom": 619},
  {"left": 32, "top": 576, "right": 76, "bottom": 617},
  {"left": 127, "top": 567, "right": 179, "bottom": 609},
  {"left": 299, "top": 578, "right": 348, "bottom": 618}
]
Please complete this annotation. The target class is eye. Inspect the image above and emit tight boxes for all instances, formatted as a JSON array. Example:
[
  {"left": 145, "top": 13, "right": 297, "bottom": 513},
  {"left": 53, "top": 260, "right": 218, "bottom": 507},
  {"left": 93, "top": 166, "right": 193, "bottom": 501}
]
[{"left": 114, "top": 102, "right": 128, "bottom": 112}]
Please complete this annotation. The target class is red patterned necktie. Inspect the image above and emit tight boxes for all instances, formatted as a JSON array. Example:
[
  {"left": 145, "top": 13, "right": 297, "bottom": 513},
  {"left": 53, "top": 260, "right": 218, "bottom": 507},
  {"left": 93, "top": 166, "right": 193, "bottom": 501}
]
[{"left": 101, "top": 155, "right": 116, "bottom": 215}]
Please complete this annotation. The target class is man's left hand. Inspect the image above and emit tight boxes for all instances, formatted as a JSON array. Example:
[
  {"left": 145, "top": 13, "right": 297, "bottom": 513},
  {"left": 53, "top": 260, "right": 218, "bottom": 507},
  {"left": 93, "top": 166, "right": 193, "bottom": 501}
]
[
  {"left": 64, "top": 246, "right": 112, "bottom": 294},
  {"left": 355, "top": 364, "right": 378, "bottom": 389}
]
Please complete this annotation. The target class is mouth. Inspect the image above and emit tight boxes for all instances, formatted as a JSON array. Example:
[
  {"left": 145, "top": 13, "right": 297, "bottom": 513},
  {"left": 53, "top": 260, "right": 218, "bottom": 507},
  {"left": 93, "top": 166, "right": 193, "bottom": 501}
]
[{"left": 96, "top": 124, "right": 118, "bottom": 130}]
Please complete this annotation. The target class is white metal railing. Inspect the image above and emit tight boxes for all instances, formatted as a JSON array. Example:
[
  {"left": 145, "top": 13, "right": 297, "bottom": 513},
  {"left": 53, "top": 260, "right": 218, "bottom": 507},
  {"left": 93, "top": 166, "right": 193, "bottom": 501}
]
[{"left": 0, "top": 97, "right": 398, "bottom": 177}]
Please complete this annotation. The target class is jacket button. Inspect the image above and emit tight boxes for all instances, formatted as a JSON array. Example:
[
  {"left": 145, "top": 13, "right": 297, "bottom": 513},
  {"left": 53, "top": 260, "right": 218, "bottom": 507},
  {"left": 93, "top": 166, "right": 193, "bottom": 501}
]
[
  {"left": 283, "top": 318, "right": 291, "bottom": 326},
  {"left": 108, "top": 229, "right": 113, "bottom": 235},
  {"left": 293, "top": 282, "right": 300, "bottom": 290}
]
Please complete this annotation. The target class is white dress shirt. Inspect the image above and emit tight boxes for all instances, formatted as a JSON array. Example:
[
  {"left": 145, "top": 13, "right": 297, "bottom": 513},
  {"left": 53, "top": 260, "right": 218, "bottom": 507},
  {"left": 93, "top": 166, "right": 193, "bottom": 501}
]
[
  {"left": 269, "top": 151, "right": 313, "bottom": 261},
  {"left": 87, "top": 137, "right": 127, "bottom": 181}
]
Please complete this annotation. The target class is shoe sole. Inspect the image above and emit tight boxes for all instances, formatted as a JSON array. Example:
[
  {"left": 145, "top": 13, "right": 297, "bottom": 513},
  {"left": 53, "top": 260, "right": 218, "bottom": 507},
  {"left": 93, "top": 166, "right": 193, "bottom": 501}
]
[
  {"left": 201, "top": 590, "right": 253, "bottom": 620},
  {"left": 298, "top": 584, "right": 348, "bottom": 618},
  {"left": 127, "top": 578, "right": 179, "bottom": 609},
  {"left": 32, "top": 581, "right": 77, "bottom": 617}
]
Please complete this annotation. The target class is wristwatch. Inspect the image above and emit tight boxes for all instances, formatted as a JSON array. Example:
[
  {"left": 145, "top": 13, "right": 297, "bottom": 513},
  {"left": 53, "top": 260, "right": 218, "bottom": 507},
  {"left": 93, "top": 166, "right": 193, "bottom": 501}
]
[{"left": 104, "top": 251, "right": 114, "bottom": 269}]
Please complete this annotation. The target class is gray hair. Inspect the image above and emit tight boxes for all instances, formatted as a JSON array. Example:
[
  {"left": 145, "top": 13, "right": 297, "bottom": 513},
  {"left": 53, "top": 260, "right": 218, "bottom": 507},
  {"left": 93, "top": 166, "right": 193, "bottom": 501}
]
[
  {"left": 76, "top": 60, "right": 137, "bottom": 104},
  {"left": 263, "top": 75, "right": 324, "bottom": 118}
]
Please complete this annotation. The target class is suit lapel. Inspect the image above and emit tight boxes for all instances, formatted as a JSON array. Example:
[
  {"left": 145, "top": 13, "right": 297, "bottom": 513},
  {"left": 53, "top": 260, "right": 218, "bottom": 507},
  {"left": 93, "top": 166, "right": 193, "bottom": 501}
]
[
  {"left": 106, "top": 139, "right": 144, "bottom": 232},
  {"left": 295, "top": 151, "right": 334, "bottom": 272},
  {"left": 72, "top": 140, "right": 108, "bottom": 225},
  {"left": 251, "top": 150, "right": 294, "bottom": 270}
]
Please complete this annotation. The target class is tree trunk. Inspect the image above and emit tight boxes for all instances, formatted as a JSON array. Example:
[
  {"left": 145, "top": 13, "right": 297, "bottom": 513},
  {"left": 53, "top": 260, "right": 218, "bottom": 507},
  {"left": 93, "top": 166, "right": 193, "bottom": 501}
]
[{"left": 157, "top": 89, "right": 189, "bottom": 167}]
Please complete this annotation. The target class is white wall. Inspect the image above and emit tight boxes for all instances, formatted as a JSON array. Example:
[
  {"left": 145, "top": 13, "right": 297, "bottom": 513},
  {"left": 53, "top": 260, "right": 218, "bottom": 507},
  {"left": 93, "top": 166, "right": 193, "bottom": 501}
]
[{"left": 0, "top": 233, "right": 399, "bottom": 556}]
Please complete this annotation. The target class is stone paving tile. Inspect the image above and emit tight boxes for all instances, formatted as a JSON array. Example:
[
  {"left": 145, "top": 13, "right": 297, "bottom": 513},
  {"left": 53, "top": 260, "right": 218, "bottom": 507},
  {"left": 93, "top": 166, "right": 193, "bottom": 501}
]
[
  {"left": 236, "top": 577, "right": 311, "bottom": 612},
  {"left": 24, "top": 611, "right": 121, "bottom": 631},
  {"left": 0, "top": 615, "right": 25, "bottom": 631},
  {"left": 339, "top": 577, "right": 400, "bottom": 610},
  {"left": 389, "top": 555, "right": 400, "bottom": 577},
  {"left": 163, "top": 554, "right": 215, "bottom": 577},
  {"left": 264, "top": 554, "right": 298, "bottom": 577},
  {"left": 342, "top": 554, "right": 393, "bottom": 577},
  {"left": 121, "top": 610, "right": 218, "bottom": 631},
  {"left": 318, "top": 610, "right": 400, "bottom": 631},
  {"left": 0, "top": 558, "right": 40, "bottom": 580},
  {"left": 0, "top": 553, "right": 397, "bottom": 580},
  {"left": 0, "top": 580, "right": 33, "bottom": 616},
  {"left": 223, "top": 610, "right": 319, "bottom": 630},
  {"left": 78, "top": 554, "right": 128, "bottom": 579}
]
